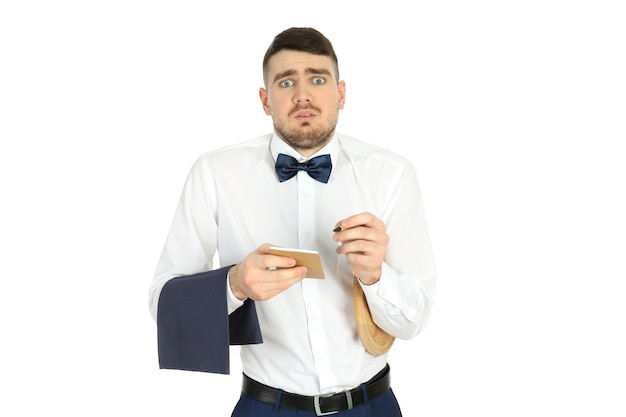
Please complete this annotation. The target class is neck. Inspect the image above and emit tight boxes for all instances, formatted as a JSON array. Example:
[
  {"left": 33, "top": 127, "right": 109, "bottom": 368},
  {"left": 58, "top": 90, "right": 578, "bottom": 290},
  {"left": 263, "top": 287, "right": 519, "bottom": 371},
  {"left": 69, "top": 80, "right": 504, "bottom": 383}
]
[{"left": 275, "top": 131, "right": 335, "bottom": 158}]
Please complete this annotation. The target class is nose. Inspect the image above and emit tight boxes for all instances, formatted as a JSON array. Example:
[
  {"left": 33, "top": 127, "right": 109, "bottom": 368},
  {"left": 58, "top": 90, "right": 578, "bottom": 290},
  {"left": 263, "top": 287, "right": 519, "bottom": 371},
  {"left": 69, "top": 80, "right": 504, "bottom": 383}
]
[{"left": 293, "top": 83, "right": 312, "bottom": 104}]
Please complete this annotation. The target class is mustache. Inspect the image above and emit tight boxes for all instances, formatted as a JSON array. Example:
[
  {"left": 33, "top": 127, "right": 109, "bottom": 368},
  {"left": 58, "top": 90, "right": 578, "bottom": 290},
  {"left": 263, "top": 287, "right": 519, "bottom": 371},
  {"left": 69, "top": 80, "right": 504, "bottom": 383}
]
[{"left": 289, "top": 104, "right": 321, "bottom": 116}]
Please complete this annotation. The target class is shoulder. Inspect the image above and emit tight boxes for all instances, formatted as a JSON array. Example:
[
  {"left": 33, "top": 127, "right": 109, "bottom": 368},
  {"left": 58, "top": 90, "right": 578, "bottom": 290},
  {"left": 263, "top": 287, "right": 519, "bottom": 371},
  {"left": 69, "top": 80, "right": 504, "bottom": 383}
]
[
  {"left": 336, "top": 133, "right": 413, "bottom": 171},
  {"left": 201, "top": 134, "right": 272, "bottom": 161},
  {"left": 335, "top": 133, "right": 422, "bottom": 198},
  {"left": 182, "top": 134, "right": 272, "bottom": 182},
  {"left": 191, "top": 134, "right": 272, "bottom": 168}
]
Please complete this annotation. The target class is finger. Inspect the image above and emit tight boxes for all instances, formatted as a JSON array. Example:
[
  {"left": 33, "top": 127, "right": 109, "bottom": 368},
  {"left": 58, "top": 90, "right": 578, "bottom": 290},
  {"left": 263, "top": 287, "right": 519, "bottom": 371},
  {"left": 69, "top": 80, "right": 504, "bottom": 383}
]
[
  {"left": 333, "top": 212, "right": 384, "bottom": 232},
  {"left": 263, "top": 254, "right": 297, "bottom": 270},
  {"left": 274, "top": 266, "right": 308, "bottom": 281},
  {"left": 261, "top": 267, "right": 307, "bottom": 296},
  {"left": 336, "top": 239, "right": 384, "bottom": 257},
  {"left": 334, "top": 225, "right": 374, "bottom": 242},
  {"left": 254, "top": 244, "right": 298, "bottom": 269},
  {"left": 334, "top": 226, "right": 389, "bottom": 247}
]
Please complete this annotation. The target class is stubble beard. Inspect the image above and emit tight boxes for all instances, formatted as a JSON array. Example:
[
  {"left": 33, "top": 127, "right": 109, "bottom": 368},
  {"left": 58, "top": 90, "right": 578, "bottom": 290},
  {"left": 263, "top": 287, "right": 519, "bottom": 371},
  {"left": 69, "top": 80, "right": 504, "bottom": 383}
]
[{"left": 273, "top": 108, "right": 339, "bottom": 153}]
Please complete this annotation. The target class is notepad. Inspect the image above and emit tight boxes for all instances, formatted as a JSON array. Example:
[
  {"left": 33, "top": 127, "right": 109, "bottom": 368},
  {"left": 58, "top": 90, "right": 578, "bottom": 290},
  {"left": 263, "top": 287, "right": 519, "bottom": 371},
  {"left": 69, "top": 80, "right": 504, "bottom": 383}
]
[{"left": 268, "top": 247, "right": 325, "bottom": 279}]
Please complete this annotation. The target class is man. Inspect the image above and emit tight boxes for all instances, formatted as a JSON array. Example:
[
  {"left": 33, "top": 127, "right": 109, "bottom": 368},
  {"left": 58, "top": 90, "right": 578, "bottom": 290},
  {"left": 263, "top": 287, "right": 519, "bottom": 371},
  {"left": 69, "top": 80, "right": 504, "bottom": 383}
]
[{"left": 149, "top": 27, "right": 436, "bottom": 416}]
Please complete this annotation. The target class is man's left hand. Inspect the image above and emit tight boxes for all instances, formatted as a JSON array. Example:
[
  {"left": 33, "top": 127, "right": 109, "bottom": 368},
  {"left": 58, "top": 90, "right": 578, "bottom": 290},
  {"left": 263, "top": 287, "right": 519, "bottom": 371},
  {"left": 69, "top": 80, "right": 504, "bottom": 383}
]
[{"left": 333, "top": 212, "right": 388, "bottom": 285}]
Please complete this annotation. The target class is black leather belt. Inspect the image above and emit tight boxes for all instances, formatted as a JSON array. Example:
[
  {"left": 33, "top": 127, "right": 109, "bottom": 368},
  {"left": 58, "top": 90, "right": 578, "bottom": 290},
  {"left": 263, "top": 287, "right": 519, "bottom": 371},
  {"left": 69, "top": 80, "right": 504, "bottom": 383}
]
[{"left": 241, "top": 364, "right": 391, "bottom": 416}]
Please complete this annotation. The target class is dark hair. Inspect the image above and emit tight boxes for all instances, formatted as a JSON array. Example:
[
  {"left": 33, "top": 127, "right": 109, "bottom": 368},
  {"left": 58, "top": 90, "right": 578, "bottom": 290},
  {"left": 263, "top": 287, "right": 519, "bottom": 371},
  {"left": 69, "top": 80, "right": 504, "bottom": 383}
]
[{"left": 262, "top": 27, "right": 339, "bottom": 86}]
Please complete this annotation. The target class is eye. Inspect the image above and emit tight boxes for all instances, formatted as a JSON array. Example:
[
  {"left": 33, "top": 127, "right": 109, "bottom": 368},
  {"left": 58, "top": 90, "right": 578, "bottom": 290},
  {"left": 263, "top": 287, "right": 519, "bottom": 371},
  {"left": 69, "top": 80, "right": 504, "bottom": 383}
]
[
  {"left": 312, "top": 77, "right": 326, "bottom": 85},
  {"left": 280, "top": 79, "right": 294, "bottom": 87}
]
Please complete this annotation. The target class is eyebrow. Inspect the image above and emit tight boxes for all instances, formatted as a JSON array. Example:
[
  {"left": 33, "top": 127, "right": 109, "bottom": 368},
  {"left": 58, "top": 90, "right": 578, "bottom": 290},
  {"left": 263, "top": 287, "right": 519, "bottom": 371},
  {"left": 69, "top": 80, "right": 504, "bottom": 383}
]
[{"left": 272, "top": 67, "right": 332, "bottom": 84}]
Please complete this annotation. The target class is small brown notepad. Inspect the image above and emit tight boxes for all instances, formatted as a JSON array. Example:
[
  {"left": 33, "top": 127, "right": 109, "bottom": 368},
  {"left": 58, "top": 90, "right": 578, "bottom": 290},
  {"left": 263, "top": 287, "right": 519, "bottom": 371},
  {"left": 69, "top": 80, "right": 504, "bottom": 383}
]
[{"left": 268, "top": 247, "right": 325, "bottom": 279}]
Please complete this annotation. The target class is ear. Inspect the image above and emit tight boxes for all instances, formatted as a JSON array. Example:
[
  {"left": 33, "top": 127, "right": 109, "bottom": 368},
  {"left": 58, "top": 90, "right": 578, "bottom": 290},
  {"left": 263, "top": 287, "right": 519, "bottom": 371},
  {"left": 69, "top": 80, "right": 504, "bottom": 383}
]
[
  {"left": 337, "top": 80, "right": 346, "bottom": 110},
  {"left": 259, "top": 88, "right": 271, "bottom": 115}
]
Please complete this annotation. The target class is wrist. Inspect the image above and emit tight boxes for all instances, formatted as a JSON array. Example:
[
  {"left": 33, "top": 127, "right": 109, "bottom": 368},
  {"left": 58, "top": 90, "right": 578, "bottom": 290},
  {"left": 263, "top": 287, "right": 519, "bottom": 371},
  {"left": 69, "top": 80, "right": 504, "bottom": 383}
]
[
  {"left": 355, "top": 269, "right": 381, "bottom": 286},
  {"left": 228, "top": 264, "right": 247, "bottom": 301}
]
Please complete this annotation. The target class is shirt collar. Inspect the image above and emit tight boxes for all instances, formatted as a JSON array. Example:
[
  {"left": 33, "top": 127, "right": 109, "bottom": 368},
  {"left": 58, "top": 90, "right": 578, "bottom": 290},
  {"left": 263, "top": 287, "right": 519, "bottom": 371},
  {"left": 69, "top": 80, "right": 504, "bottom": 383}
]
[{"left": 270, "top": 133, "right": 340, "bottom": 166}]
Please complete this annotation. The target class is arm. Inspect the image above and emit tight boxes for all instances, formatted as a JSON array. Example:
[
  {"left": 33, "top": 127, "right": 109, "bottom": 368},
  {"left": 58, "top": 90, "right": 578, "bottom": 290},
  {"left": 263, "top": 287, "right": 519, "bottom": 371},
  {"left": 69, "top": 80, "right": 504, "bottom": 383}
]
[
  {"left": 334, "top": 163, "right": 437, "bottom": 340},
  {"left": 149, "top": 156, "right": 263, "bottom": 373}
]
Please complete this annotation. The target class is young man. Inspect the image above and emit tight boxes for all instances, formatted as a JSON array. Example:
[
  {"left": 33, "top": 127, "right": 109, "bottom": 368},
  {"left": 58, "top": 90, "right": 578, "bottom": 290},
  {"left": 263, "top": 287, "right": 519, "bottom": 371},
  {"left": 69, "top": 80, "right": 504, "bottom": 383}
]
[{"left": 150, "top": 27, "right": 436, "bottom": 416}]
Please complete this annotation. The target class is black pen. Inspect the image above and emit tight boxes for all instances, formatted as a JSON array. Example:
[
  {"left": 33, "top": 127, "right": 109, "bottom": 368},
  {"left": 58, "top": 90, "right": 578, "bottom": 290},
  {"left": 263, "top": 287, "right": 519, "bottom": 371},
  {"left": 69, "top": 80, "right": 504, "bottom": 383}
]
[{"left": 333, "top": 226, "right": 344, "bottom": 232}]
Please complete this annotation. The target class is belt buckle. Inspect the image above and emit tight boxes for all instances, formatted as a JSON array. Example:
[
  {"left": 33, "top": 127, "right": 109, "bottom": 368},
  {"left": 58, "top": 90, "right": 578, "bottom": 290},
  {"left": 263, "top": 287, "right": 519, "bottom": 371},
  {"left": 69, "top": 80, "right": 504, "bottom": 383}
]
[{"left": 314, "top": 390, "right": 353, "bottom": 416}]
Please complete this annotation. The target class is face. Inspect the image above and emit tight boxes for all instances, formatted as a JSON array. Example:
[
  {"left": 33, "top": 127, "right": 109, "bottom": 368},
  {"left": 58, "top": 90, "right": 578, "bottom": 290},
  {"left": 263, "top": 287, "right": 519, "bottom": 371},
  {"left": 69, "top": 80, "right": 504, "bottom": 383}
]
[{"left": 260, "top": 50, "right": 346, "bottom": 156}]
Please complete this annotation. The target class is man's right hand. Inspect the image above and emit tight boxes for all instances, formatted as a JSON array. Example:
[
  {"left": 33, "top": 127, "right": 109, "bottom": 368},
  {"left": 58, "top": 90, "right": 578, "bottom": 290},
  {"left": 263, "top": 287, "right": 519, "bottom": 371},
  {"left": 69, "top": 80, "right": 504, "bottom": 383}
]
[{"left": 228, "top": 243, "right": 308, "bottom": 301}]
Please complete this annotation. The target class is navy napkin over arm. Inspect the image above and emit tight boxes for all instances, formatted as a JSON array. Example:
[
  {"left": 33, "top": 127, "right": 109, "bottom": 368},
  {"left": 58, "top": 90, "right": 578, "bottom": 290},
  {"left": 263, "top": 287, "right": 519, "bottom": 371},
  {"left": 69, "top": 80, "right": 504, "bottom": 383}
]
[{"left": 156, "top": 266, "right": 263, "bottom": 374}]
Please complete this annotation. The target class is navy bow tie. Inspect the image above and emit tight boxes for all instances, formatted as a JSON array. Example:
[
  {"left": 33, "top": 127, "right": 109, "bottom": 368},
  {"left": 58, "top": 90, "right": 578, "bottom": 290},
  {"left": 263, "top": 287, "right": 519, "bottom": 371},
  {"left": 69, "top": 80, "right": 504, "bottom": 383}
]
[{"left": 275, "top": 153, "right": 332, "bottom": 183}]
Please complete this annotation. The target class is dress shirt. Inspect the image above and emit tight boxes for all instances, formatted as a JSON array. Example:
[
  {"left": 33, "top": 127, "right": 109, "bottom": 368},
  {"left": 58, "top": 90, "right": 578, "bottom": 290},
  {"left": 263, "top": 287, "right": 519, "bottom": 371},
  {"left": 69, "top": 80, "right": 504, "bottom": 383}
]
[{"left": 149, "top": 133, "right": 436, "bottom": 396}]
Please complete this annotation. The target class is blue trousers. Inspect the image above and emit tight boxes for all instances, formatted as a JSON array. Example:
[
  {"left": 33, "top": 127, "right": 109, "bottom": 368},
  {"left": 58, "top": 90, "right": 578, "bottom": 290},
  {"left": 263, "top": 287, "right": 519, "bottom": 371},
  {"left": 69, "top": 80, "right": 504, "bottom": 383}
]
[{"left": 230, "top": 386, "right": 403, "bottom": 416}]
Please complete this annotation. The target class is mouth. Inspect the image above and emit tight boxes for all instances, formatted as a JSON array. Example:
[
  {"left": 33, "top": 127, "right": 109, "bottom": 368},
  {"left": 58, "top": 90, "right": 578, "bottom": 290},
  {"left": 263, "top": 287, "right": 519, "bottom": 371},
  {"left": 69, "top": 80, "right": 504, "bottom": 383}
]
[{"left": 294, "top": 109, "right": 317, "bottom": 122}]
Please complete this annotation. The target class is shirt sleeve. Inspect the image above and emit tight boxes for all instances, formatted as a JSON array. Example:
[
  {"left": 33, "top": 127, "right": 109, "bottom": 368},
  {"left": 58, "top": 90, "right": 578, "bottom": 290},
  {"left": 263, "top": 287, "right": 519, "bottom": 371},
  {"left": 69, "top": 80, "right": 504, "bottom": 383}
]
[
  {"left": 149, "top": 155, "right": 262, "bottom": 373},
  {"left": 360, "top": 161, "right": 437, "bottom": 340}
]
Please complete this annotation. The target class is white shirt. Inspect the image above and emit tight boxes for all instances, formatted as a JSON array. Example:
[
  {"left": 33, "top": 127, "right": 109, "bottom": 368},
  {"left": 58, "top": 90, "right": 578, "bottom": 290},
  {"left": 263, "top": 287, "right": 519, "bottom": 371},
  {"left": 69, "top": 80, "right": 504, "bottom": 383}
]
[{"left": 149, "top": 133, "right": 436, "bottom": 395}]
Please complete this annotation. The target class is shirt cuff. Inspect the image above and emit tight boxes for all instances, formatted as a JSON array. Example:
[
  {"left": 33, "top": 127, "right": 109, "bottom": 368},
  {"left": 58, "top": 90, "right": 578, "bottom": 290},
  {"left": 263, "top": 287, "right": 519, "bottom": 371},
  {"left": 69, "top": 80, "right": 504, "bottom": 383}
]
[
  {"left": 226, "top": 267, "right": 246, "bottom": 314},
  {"left": 357, "top": 263, "right": 399, "bottom": 309},
  {"left": 357, "top": 274, "right": 381, "bottom": 297}
]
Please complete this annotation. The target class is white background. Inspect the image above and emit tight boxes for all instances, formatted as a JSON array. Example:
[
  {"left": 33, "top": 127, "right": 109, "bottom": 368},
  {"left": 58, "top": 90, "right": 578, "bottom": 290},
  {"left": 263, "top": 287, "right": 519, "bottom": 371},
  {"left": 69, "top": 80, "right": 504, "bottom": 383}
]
[{"left": 1, "top": 1, "right": 625, "bottom": 416}]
